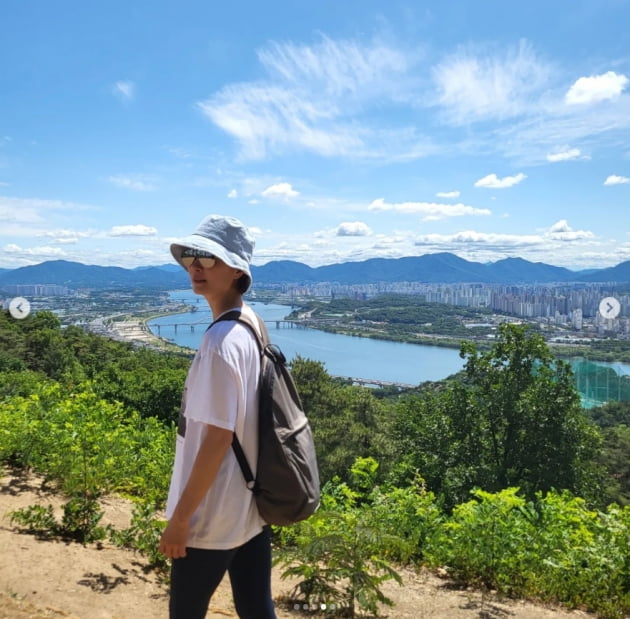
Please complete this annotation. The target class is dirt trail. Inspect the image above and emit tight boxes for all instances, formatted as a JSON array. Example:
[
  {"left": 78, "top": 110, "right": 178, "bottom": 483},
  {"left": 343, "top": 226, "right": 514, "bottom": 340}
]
[{"left": 1, "top": 468, "right": 596, "bottom": 619}]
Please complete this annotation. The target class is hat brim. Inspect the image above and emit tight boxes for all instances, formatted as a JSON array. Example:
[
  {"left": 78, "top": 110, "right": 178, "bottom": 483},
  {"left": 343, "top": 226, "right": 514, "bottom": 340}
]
[{"left": 170, "top": 234, "right": 252, "bottom": 292}]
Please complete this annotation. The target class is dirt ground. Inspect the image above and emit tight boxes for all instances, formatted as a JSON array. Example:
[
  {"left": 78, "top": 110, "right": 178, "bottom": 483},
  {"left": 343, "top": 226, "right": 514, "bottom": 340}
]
[{"left": 0, "top": 467, "right": 598, "bottom": 619}]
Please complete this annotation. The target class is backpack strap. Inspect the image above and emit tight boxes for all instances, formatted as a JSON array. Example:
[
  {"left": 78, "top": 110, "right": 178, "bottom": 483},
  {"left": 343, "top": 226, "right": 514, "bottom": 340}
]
[{"left": 210, "top": 308, "right": 268, "bottom": 494}]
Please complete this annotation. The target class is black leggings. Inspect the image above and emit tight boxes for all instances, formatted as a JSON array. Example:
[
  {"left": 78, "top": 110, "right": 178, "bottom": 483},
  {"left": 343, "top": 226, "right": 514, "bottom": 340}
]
[{"left": 169, "top": 527, "right": 276, "bottom": 619}]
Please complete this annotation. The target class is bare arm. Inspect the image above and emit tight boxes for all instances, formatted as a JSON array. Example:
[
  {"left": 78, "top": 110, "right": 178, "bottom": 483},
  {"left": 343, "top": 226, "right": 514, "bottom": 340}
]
[{"left": 159, "top": 424, "right": 233, "bottom": 559}]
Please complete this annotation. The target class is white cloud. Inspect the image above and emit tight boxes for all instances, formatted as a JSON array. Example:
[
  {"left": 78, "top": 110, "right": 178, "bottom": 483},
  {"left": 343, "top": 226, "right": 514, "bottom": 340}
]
[
  {"left": 109, "top": 225, "right": 158, "bottom": 237},
  {"left": 436, "top": 190, "right": 460, "bottom": 198},
  {"left": 113, "top": 81, "right": 135, "bottom": 101},
  {"left": 227, "top": 189, "right": 238, "bottom": 198},
  {"left": 0, "top": 196, "right": 94, "bottom": 227},
  {"left": 108, "top": 175, "right": 157, "bottom": 191},
  {"left": 415, "top": 230, "right": 542, "bottom": 248},
  {"left": 433, "top": 41, "right": 549, "bottom": 124},
  {"left": 336, "top": 222, "right": 372, "bottom": 237},
  {"left": 565, "top": 71, "right": 628, "bottom": 105},
  {"left": 603, "top": 174, "right": 630, "bottom": 186},
  {"left": 257, "top": 36, "right": 409, "bottom": 98},
  {"left": 196, "top": 36, "right": 427, "bottom": 161},
  {"left": 1, "top": 244, "right": 67, "bottom": 258},
  {"left": 546, "top": 148, "right": 583, "bottom": 162},
  {"left": 36, "top": 228, "right": 92, "bottom": 244},
  {"left": 546, "top": 219, "right": 594, "bottom": 241},
  {"left": 261, "top": 182, "right": 299, "bottom": 199},
  {"left": 474, "top": 173, "right": 527, "bottom": 189},
  {"left": 369, "top": 198, "right": 491, "bottom": 220}
]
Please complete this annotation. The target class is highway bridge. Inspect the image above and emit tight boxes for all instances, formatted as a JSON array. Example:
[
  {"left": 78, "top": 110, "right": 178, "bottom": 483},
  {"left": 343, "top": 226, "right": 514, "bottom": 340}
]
[
  {"left": 152, "top": 319, "right": 302, "bottom": 334},
  {"left": 332, "top": 376, "right": 416, "bottom": 390}
]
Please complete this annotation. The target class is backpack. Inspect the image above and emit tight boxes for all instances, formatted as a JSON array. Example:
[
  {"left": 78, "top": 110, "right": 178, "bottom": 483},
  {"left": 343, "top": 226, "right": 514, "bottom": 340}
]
[{"left": 212, "top": 309, "right": 320, "bottom": 526}]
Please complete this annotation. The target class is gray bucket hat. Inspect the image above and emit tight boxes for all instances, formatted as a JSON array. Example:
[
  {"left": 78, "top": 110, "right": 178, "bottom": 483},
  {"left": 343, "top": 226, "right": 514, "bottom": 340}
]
[{"left": 170, "top": 214, "right": 255, "bottom": 292}]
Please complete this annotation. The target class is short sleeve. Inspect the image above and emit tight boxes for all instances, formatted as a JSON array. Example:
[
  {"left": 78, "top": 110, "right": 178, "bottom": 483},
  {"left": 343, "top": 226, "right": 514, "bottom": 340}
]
[{"left": 184, "top": 351, "right": 242, "bottom": 431}]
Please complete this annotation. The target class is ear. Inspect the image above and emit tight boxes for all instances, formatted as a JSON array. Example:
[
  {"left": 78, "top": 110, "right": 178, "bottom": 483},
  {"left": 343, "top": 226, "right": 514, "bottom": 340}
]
[{"left": 233, "top": 269, "right": 244, "bottom": 280}]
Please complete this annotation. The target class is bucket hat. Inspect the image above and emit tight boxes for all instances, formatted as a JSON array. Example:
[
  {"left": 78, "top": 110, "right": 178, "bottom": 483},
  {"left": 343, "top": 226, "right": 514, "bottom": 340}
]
[{"left": 170, "top": 215, "right": 255, "bottom": 292}]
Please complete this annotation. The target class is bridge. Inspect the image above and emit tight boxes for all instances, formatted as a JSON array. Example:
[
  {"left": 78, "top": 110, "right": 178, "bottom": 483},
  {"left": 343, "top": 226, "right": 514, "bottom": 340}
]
[
  {"left": 332, "top": 376, "right": 416, "bottom": 390},
  {"left": 152, "top": 319, "right": 302, "bottom": 335}
]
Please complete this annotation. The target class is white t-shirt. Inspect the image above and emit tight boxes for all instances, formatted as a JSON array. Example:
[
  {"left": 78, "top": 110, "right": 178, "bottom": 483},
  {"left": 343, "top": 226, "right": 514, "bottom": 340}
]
[{"left": 165, "top": 305, "right": 266, "bottom": 549}]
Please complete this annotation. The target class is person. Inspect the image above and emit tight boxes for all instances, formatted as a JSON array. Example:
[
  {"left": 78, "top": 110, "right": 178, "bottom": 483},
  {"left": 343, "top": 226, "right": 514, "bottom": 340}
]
[{"left": 159, "top": 214, "right": 276, "bottom": 619}]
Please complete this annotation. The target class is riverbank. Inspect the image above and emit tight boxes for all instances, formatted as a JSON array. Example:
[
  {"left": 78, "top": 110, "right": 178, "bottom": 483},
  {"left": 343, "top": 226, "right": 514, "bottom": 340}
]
[{"left": 304, "top": 320, "right": 630, "bottom": 364}]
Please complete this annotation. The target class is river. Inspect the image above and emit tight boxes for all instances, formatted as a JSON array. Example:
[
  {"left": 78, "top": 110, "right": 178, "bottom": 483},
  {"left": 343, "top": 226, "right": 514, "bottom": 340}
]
[{"left": 148, "top": 291, "right": 630, "bottom": 398}]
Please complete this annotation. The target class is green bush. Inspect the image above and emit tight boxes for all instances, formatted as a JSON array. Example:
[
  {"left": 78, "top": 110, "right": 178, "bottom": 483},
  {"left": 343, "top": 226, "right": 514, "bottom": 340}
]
[
  {"left": 0, "top": 382, "right": 175, "bottom": 503},
  {"left": 424, "top": 487, "right": 630, "bottom": 618}
]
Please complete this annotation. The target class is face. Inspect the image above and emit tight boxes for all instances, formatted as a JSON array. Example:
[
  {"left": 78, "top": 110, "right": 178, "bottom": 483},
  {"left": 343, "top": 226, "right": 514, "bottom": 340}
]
[{"left": 182, "top": 249, "right": 243, "bottom": 298}]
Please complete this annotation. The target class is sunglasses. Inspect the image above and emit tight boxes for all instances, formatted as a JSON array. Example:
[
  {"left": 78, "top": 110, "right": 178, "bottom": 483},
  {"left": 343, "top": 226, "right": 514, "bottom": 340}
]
[{"left": 180, "top": 249, "right": 217, "bottom": 269}]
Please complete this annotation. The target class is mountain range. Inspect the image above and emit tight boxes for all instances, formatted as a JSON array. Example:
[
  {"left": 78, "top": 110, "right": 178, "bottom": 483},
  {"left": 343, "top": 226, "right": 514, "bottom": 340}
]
[{"left": 0, "top": 254, "right": 629, "bottom": 290}]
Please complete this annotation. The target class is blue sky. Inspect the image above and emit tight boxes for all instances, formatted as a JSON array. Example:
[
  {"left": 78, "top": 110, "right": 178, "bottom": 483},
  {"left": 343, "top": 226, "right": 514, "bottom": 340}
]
[{"left": 1, "top": 0, "right": 629, "bottom": 271}]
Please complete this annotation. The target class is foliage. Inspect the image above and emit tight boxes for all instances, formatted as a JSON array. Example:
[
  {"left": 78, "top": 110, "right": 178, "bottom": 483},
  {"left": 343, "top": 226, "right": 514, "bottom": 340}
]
[
  {"left": 10, "top": 497, "right": 106, "bottom": 544},
  {"left": 589, "top": 400, "right": 630, "bottom": 429},
  {"left": 108, "top": 502, "right": 169, "bottom": 576},
  {"left": 290, "top": 357, "right": 394, "bottom": 484},
  {"left": 597, "top": 424, "right": 630, "bottom": 506},
  {"left": 276, "top": 460, "right": 414, "bottom": 617},
  {"left": 2, "top": 308, "right": 629, "bottom": 615},
  {"left": 390, "top": 324, "right": 605, "bottom": 509},
  {"left": 0, "top": 309, "right": 189, "bottom": 422},
  {"left": 0, "top": 382, "right": 175, "bottom": 505},
  {"left": 424, "top": 487, "right": 630, "bottom": 619}
]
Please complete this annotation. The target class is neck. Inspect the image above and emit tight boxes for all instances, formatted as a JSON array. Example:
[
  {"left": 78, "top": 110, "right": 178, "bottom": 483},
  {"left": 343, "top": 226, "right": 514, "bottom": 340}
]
[{"left": 207, "top": 291, "right": 244, "bottom": 319}]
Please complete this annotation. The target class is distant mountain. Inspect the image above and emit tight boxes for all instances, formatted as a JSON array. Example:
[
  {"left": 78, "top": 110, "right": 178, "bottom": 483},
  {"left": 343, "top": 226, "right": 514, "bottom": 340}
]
[
  {"left": 0, "top": 260, "right": 188, "bottom": 289},
  {"left": 0, "top": 255, "right": 628, "bottom": 290},
  {"left": 481, "top": 257, "right": 575, "bottom": 284},
  {"left": 577, "top": 260, "right": 630, "bottom": 283},
  {"left": 134, "top": 264, "right": 183, "bottom": 273}
]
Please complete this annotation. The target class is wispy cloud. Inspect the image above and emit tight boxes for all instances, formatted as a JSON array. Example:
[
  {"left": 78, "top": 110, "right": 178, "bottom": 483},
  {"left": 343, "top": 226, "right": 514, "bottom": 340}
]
[
  {"left": 433, "top": 40, "right": 550, "bottom": 124},
  {"left": 195, "top": 34, "right": 630, "bottom": 172},
  {"left": 113, "top": 80, "right": 135, "bottom": 101},
  {"left": 109, "top": 225, "right": 158, "bottom": 237},
  {"left": 436, "top": 190, "right": 460, "bottom": 198},
  {"left": 565, "top": 71, "right": 628, "bottom": 105},
  {"left": 369, "top": 198, "right": 491, "bottom": 220},
  {"left": 603, "top": 174, "right": 630, "bottom": 185},
  {"left": 474, "top": 173, "right": 526, "bottom": 189},
  {"left": 108, "top": 175, "right": 157, "bottom": 191},
  {"left": 0, "top": 196, "right": 94, "bottom": 227},
  {"left": 197, "top": 35, "right": 427, "bottom": 161}
]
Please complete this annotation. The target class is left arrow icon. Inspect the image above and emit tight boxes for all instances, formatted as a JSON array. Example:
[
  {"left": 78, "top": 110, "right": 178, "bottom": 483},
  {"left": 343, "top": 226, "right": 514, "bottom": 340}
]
[{"left": 8, "top": 297, "right": 31, "bottom": 319}]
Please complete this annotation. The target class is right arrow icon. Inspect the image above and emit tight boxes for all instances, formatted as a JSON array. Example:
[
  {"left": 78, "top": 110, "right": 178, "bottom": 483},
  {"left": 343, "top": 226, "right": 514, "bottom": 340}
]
[{"left": 599, "top": 297, "right": 621, "bottom": 319}]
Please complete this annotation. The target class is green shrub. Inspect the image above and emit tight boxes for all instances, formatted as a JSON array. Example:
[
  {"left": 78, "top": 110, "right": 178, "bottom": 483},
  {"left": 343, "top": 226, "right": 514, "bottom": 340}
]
[{"left": 424, "top": 487, "right": 630, "bottom": 618}]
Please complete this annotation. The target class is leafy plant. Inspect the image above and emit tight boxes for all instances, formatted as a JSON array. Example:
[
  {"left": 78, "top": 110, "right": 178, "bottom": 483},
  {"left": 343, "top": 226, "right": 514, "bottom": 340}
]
[
  {"left": 278, "top": 509, "right": 402, "bottom": 617},
  {"left": 10, "top": 497, "right": 106, "bottom": 543},
  {"left": 108, "top": 501, "right": 168, "bottom": 576}
]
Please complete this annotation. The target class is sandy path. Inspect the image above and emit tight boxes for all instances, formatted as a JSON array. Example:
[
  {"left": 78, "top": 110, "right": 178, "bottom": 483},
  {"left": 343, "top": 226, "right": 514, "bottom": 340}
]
[{"left": 1, "top": 468, "right": 596, "bottom": 618}]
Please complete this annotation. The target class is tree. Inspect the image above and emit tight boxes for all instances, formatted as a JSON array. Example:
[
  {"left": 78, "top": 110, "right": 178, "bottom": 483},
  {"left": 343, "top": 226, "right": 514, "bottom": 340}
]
[
  {"left": 598, "top": 425, "right": 630, "bottom": 506},
  {"left": 392, "top": 324, "right": 604, "bottom": 508},
  {"left": 290, "top": 356, "right": 392, "bottom": 484}
]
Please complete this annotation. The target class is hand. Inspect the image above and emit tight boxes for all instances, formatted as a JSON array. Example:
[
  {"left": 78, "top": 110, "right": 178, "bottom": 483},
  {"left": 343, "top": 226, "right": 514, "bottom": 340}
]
[{"left": 159, "top": 518, "right": 190, "bottom": 559}]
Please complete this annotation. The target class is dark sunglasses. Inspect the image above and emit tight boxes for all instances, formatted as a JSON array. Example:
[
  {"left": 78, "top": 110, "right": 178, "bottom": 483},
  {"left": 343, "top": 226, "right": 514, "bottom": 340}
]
[{"left": 181, "top": 249, "right": 217, "bottom": 269}]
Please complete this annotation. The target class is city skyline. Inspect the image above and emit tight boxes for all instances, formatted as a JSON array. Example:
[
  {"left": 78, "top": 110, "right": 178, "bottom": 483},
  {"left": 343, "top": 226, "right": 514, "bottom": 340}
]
[{"left": 1, "top": 1, "right": 629, "bottom": 271}]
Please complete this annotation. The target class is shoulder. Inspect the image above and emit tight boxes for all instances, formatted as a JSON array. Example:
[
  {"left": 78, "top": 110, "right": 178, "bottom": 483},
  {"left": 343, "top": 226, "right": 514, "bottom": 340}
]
[{"left": 206, "top": 311, "right": 259, "bottom": 356}]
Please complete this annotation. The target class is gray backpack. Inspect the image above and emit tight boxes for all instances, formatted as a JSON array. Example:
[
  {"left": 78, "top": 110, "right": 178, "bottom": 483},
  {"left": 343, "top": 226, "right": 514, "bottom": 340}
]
[{"left": 212, "top": 310, "right": 320, "bottom": 526}]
